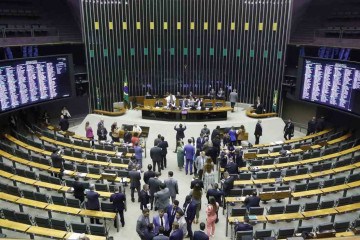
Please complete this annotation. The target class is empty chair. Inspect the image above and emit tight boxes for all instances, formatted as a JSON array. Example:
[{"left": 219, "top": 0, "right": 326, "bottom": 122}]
[
  {"left": 122, "top": 159, "right": 130, "bottom": 165},
  {"left": 302, "top": 152, "right": 311, "bottom": 160},
  {"left": 297, "top": 168, "right": 308, "bottom": 175},
  {"left": 294, "top": 183, "right": 307, "bottom": 192},
  {"left": 289, "top": 155, "right": 299, "bottom": 162},
  {"left": 39, "top": 158, "right": 50, "bottom": 166},
  {"left": 352, "top": 194, "right": 360, "bottom": 203},
  {"left": 110, "top": 157, "right": 122, "bottom": 164},
  {"left": 251, "top": 160, "right": 263, "bottom": 166},
  {"left": 311, "top": 151, "right": 321, "bottom": 158},
  {"left": 65, "top": 179, "right": 75, "bottom": 187},
  {"left": 51, "top": 218, "right": 68, "bottom": 231},
  {"left": 15, "top": 212, "right": 32, "bottom": 225},
  {"left": 74, "top": 140, "right": 83, "bottom": 147},
  {"left": 319, "top": 200, "right": 335, "bottom": 209},
  {"left": 267, "top": 206, "right": 284, "bottom": 215},
  {"left": 2, "top": 164, "right": 13, "bottom": 173},
  {"left": 272, "top": 147, "right": 282, "bottom": 152},
  {"left": 39, "top": 173, "right": 50, "bottom": 183},
  {"left": 235, "top": 230, "right": 253, "bottom": 240},
  {"left": 77, "top": 165, "right": 88, "bottom": 173},
  {"left": 7, "top": 185, "right": 21, "bottom": 197},
  {"left": 249, "top": 207, "right": 264, "bottom": 215},
  {"left": 73, "top": 151, "right": 83, "bottom": 158},
  {"left": 48, "top": 176, "right": 61, "bottom": 185},
  {"left": 94, "top": 144, "right": 104, "bottom": 150},
  {"left": 254, "top": 229, "right": 272, "bottom": 239},
  {"left": 285, "top": 169, "right": 297, "bottom": 177},
  {"left": 334, "top": 176, "right": 346, "bottom": 185},
  {"left": 258, "top": 149, "right": 268, "bottom": 154},
  {"left": 85, "top": 154, "right": 96, "bottom": 160},
  {"left": 269, "top": 171, "right": 281, "bottom": 178},
  {"left": 229, "top": 189, "right": 243, "bottom": 197},
  {"left": 34, "top": 193, "right": 48, "bottom": 203},
  {"left": 89, "top": 167, "right": 101, "bottom": 175},
  {"left": 25, "top": 170, "right": 37, "bottom": 180},
  {"left": 278, "top": 157, "right": 289, "bottom": 164},
  {"left": 2, "top": 209, "right": 17, "bottom": 221},
  {"left": 323, "top": 179, "right": 335, "bottom": 188},
  {"left": 51, "top": 196, "right": 66, "bottom": 206},
  {"left": 231, "top": 208, "right": 247, "bottom": 216},
  {"left": 277, "top": 228, "right": 295, "bottom": 239},
  {"left": 64, "top": 162, "right": 75, "bottom": 171},
  {"left": 263, "top": 158, "right": 275, "bottom": 165},
  {"left": 63, "top": 149, "right": 72, "bottom": 156},
  {"left": 277, "top": 186, "right": 289, "bottom": 191},
  {"left": 97, "top": 155, "right": 108, "bottom": 162},
  {"left": 303, "top": 202, "right": 318, "bottom": 211},
  {"left": 16, "top": 168, "right": 27, "bottom": 177},
  {"left": 321, "top": 162, "right": 332, "bottom": 171},
  {"left": 337, "top": 197, "right": 351, "bottom": 206},
  {"left": 101, "top": 202, "right": 114, "bottom": 212},
  {"left": 285, "top": 204, "right": 300, "bottom": 213},
  {"left": 262, "top": 187, "right": 276, "bottom": 192},
  {"left": 35, "top": 216, "right": 51, "bottom": 228},
  {"left": 255, "top": 172, "right": 268, "bottom": 179},
  {"left": 239, "top": 173, "right": 252, "bottom": 180},
  {"left": 307, "top": 181, "right": 320, "bottom": 190},
  {"left": 104, "top": 145, "right": 114, "bottom": 151},
  {"left": 311, "top": 164, "right": 322, "bottom": 173},
  {"left": 22, "top": 190, "right": 35, "bottom": 200},
  {"left": 67, "top": 198, "right": 81, "bottom": 208},
  {"left": 71, "top": 222, "right": 88, "bottom": 233},
  {"left": 283, "top": 145, "right": 292, "bottom": 150},
  {"left": 297, "top": 226, "right": 313, "bottom": 234},
  {"left": 117, "top": 170, "right": 129, "bottom": 178},
  {"left": 317, "top": 222, "right": 334, "bottom": 232},
  {"left": 334, "top": 221, "right": 350, "bottom": 232},
  {"left": 89, "top": 224, "right": 107, "bottom": 236},
  {"left": 95, "top": 183, "right": 108, "bottom": 192},
  {"left": 242, "top": 188, "right": 254, "bottom": 196},
  {"left": 348, "top": 173, "right": 360, "bottom": 183}
]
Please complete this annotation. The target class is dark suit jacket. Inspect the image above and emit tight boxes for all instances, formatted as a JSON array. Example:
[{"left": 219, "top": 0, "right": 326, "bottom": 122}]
[
  {"left": 144, "top": 170, "right": 156, "bottom": 184},
  {"left": 174, "top": 126, "right": 186, "bottom": 139},
  {"left": 150, "top": 146, "right": 163, "bottom": 162},
  {"left": 211, "top": 129, "right": 220, "bottom": 141},
  {"left": 158, "top": 141, "right": 169, "bottom": 155},
  {"left": 183, "top": 200, "right": 197, "bottom": 222},
  {"left": 254, "top": 123, "right": 262, "bottom": 136},
  {"left": 73, "top": 181, "right": 85, "bottom": 199},
  {"left": 86, "top": 190, "right": 100, "bottom": 210},
  {"left": 245, "top": 196, "right": 260, "bottom": 208},
  {"left": 59, "top": 118, "right": 69, "bottom": 131},
  {"left": 223, "top": 177, "right": 234, "bottom": 196},
  {"left": 51, "top": 153, "right": 64, "bottom": 169},
  {"left": 234, "top": 222, "right": 253, "bottom": 232},
  {"left": 193, "top": 230, "right": 209, "bottom": 240},
  {"left": 190, "top": 179, "right": 204, "bottom": 189},
  {"left": 225, "top": 162, "right": 238, "bottom": 174},
  {"left": 139, "top": 189, "right": 150, "bottom": 207},
  {"left": 148, "top": 177, "right": 162, "bottom": 196},
  {"left": 110, "top": 192, "right": 126, "bottom": 211},
  {"left": 284, "top": 122, "right": 294, "bottom": 134},
  {"left": 129, "top": 170, "right": 141, "bottom": 188},
  {"left": 167, "top": 205, "right": 181, "bottom": 227},
  {"left": 206, "top": 188, "right": 224, "bottom": 205},
  {"left": 170, "top": 229, "right": 184, "bottom": 240},
  {"left": 196, "top": 137, "right": 204, "bottom": 150},
  {"left": 153, "top": 213, "right": 170, "bottom": 234}
]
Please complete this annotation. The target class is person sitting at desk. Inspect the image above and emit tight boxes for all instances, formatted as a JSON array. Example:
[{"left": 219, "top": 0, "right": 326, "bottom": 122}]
[
  {"left": 234, "top": 216, "right": 253, "bottom": 232},
  {"left": 155, "top": 99, "right": 163, "bottom": 107},
  {"left": 166, "top": 93, "right": 176, "bottom": 109},
  {"left": 217, "top": 88, "right": 225, "bottom": 99},
  {"left": 253, "top": 97, "right": 264, "bottom": 114},
  {"left": 145, "top": 91, "right": 153, "bottom": 99},
  {"left": 187, "top": 91, "right": 194, "bottom": 98},
  {"left": 209, "top": 89, "right": 216, "bottom": 99},
  {"left": 133, "top": 124, "right": 142, "bottom": 136},
  {"left": 181, "top": 98, "right": 190, "bottom": 109},
  {"left": 176, "top": 92, "right": 183, "bottom": 99},
  {"left": 195, "top": 98, "right": 204, "bottom": 109}
]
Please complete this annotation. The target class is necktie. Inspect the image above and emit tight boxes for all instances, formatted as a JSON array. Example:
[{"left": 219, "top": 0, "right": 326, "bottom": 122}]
[
  {"left": 172, "top": 209, "right": 176, "bottom": 216},
  {"left": 161, "top": 217, "right": 164, "bottom": 227}
]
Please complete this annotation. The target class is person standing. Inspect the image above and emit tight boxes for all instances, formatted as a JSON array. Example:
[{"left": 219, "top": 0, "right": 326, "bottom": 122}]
[
  {"left": 143, "top": 164, "right": 156, "bottom": 184},
  {"left": 148, "top": 172, "right": 162, "bottom": 210},
  {"left": 154, "top": 227, "right": 169, "bottom": 240},
  {"left": 174, "top": 124, "right": 186, "bottom": 152},
  {"left": 59, "top": 115, "right": 69, "bottom": 131},
  {"left": 134, "top": 141, "right": 144, "bottom": 169},
  {"left": 236, "top": 125, "right": 246, "bottom": 146},
  {"left": 111, "top": 122, "right": 120, "bottom": 142},
  {"left": 174, "top": 210, "right": 187, "bottom": 237},
  {"left": 133, "top": 124, "right": 142, "bottom": 137},
  {"left": 154, "top": 183, "right": 170, "bottom": 211},
  {"left": 86, "top": 184, "right": 102, "bottom": 224},
  {"left": 73, "top": 176, "right": 85, "bottom": 203},
  {"left": 211, "top": 126, "right": 221, "bottom": 142},
  {"left": 176, "top": 141, "right": 185, "bottom": 171},
  {"left": 136, "top": 208, "right": 151, "bottom": 240},
  {"left": 51, "top": 149, "right": 64, "bottom": 180},
  {"left": 190, "top": 176, "right": 204, "bottom": 224},
  {"left": 124, "top": 129, "right": 132, "bottom": 144},
  {"left": 131, "top": 132, "right": 140, "bottom": 146},
  {"left": 184, "top": 139, "right": 195, "bottom": 175},
  {"left": 194, "top": 151, "right": 206, "bottom": 180},
  {"left": 193, "top": 222, "right": 209, "bottom": 240},
  {"left": 205, "top": 197, "right": 219, "bottom": 237},
  {"left": 164, "top": 171, "right": 179, "bottom": 203},
  {"left": 158, "top": 136, "right": 169, "bottom": 169},
  {"left": 206, "top": 183, "right": 224, "bottom": 223},
  {"left": 229, "top": 89, "right": 238, "bottom": 112},
  {"left": 254, "top": 120, "right": 262, "bottom": 145},
  {"left": 85, "top": 121, "right": 94, "bottom": 146},
  {"left": 97, "top": 124, "right": 108, "bottom": 141},
  {"left": 153, "top": 209, "right": 170, "bottom": 236},
  {"left": 221, "top": 172, "right": 234, "bottom": 210},
  {"left": 110, "top": 186, "right": 126, "bottom": 228},
  {"left": 228, "top": 127, "right": 237, "bottom": 146},
  {"left": 154, "top": 134, "right": 162, "bottom": 147},
  {"left": 166, "top": 200, "right": 181, "bottom": 234},
  {"left": 284, "top": 119, "right": 295, "bottom": 140},
  {"left": 183, "top": 195, "right": 197, "bottom": 239},
  {"left": 170, "top": 222, "right": 184, "bottom": 240},
  {"left": 316, "top": 116, "right": 325, "bottom": 132},
  {"left": 129, "top": 166, "right": 141, "bottom": 202},
  {"left": 150, "top": 143, "right": 163, "bottom": 173},
  {"left": 203, "top": 158, "right": 215, "bottom": 191},
  {"left": 307, "top": 117, "right": 317, "bottom": 136},
  {"left": 200, "top": 125, "right": 210, "bottom": 137},
  {"left": 139, "top": 184, "right": 150, "bottom": 210},
  {"left": 61, "top": 106, "right": 71, "bottom": 119},
  {"left": 196, "top": 133, "right": 205, "bottom": 152}
]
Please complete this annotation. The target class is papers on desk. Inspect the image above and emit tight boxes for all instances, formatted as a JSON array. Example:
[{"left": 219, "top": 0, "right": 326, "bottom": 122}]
[
  {"left": 275, "top": 177, "right": 283, "bottom": 183},
  {"left": 286, "top": 150, "right": 292, "bottom": 155},
  {"left": 77, "top": 173, "right": 87, "bottom": 178},
  {"left": 63, "top": 170, "right": 72, "bottom": 176},
  {"left": 116, "top": 152, "right": 123, "bottom": 157},
  {"left": 248, "top": 215, "right": 257, "bottom": 221},
  {"left": 275, "top": 141, "right": 284, "bottom": 144},
  {"left": 67, "top": 233, "right": 84, "bottom": 240}
]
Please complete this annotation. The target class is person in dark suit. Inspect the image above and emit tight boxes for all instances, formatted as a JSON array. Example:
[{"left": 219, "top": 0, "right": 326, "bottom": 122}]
[
  {"left": 144, "top": 164, "right": 156, "bottom": 184},
  {"left": 193, "top": 222, "right": 209, "bottom": 240},
  {"left": 253, "top": 97, "right": 264, "bottom": 114},
  {"left": 170, "top": 222, "right": 184, "bottom": 240},
  {"left": 73, "top": 176, "right": 85, "bottom": 203},
  {"left": 234, "top": 148, "right": 245, "bottom": 168},
  {"left": 206, "top": 183, "right": 224, "bottom": 223},
  {"left": 86, "top": 184, "right": 102, "bottom": 224},
  {"left": 154, "top": 226, "right": 169, "bottom": 240},
  {"left": 155, "top": 99, "right": 163, "bottom": 107},
  {"left": 158, "top": 136, "right": 169, "bottom": 169},
  {"left": 174, "top": 124, "right": 186, "bottom": 152},
  {"left": 153, "top": 209, "right": 170, "bottom": 235},
  {"left": 234, "top": 216, "right": 253, "bottom": 232},
  {"left": 155, "top": 183, "right": 170, "bottom": 211},
  {"left": 166, "top": 200, "right": 181, "bottom": 234},
  {"left": 221, "top": 172, "right": 234, "bottom": 210},
  {"left": 196, "top": 133, "right": 205, "bottom": 152},
  {"left": 137, "top": 209, "right": 151, "bottom": 240},
  {"left": 129, "top": 165, "right": 141, "bottom": 202},
  {"left": 150, "top": 144, "right": 163, "bottom": 173},
  {"left": 51, "top": 149, "right": 64, "bottom": 180},
  {"left": 307, "top": 117, "right": 317, "bottom": 136},
  {"left": 149, "top": 172, "right": 162, "bottom": 210},
  {"left": 124, "top": 129, "right": 132, "bottom": 144},
  {"left": 316, "top": 116, "right": 325, "bottom": 132},
  {"left": 211, "top": 126, "right": 221, "bottom": 142},
  {"left": 254, "top": 120, "right": 262, "bottom": 145},
  {"left": 110, "top": 186, "right": 126, "bottom": 228},
  {"left": 59, "top": 114, "right": 69, "bottom": 131},
  {"left": 183, "top": 195, "right": 197, "bottom": 239},
  {"left": 154, "top": 134, "right": 162, "bottom": 147},
  {"left": 225, "top": 157, "right": 238, "bottom": 175},
  {"left": 283, "top": 119, "right": 295, "bottom": 140},
  {"left": 243, "top": 191, "right": 260, "bottom": 210},
  {"left": 164, "top": 171, "right": 179, "bottom": 203},
  {"left": 139, "top": 184, "right": 150, "bottom": 210}
]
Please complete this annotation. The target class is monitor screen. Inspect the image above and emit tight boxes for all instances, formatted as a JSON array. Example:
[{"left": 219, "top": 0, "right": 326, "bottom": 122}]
[
  {"left": 0, "top": 55, "right": 73, "bottom": 113},
  {"left": 299, "top": 57, "right": 360, "bottom": 113}
]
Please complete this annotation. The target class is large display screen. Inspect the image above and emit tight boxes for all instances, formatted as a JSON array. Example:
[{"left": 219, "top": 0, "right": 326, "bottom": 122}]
[
  {"left": 0, "top": 55, "right": 72, "bottom": 113},
  {"left": 300, "top": 57, "right": 360, "bottom": 113}
]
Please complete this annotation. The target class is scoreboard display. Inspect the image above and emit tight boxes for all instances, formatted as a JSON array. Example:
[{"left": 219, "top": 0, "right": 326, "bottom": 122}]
[
  {"left": 0, "top": 55, "right": 72, "bottom": 113},
  {"left": 300, "top": 57, "right": 360, "bottom": 113}
]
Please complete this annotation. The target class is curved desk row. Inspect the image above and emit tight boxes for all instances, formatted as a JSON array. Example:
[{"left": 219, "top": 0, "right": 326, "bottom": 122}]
[
  {"left": 93, "top": 108, "right": 126, "bottom": 116},
  {"left": 245, "top": 108, "right": 277, "bottom": 118}
]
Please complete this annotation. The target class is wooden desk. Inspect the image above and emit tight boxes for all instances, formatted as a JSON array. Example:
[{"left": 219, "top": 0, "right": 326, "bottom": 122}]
[
  {"left": 228, "top": 216, "right": 267, "bottom": 223},
  {"left": 65, "top": 233, "right": 107, "bottom": 240},
  {"left": 321, "top": 184, "right": 349, "bottom": 194},
  {"left": 290, "top": 149, "right": 303, "bottom": 154},
  {"left": 234, "top": 180, "right": 254, "bottom": 186},
  {"left": 266, "top": 213, "right": 303, "bottom": 222},
  {"left": 0, "top": 192, "right": 20, "bottom": 202},
  {"left": 309, "top": 169, "right": 335, "bottom": 179},
  {"left": 335, "top": 203, "right": 360, "bottom": 213},
  {"left": 26, "top": 226, "right": 68, "bottom": 239},
  {"left": 10, "top": 175, "right": 36, "bottom": 185},
  {"left": 45, "top": 204, "right": 81, "bottom": 215},
  {"left": 0, "top": 170, "right": 14, "bottom": 179},
  {"left": 225, "top": 197, "right": 246, "bottom": 203},
  {"left": 79, "top": 210, "right": 116, "bottom": 219},
  {"left": 0, "top": 218, "right": 31, "bottom": 232},
  {"left": 33, "top": 181, "right": 63, "bottom": 191},
  {"left": 16, "top": 198, "right": 48, "bottom": 209},
  {"left": 291, "top": 189, "right": 323, "bottom": 198},
  {"left": 245, "top": 108, "right": 277, "bottom": 118},
  {"left": 253, "top": 179, "right": 276, "bottom": 185},
  {"left": 283, "top": 174, "right": 311, "bottom": 183},
  {"left": 268, "top": 152, "right": 280, "bottom": 158},
  {"left": 256, "top": 153, "right": 270, "bottom": 159},
  {"left": 302, "top": 208, "right": 338, "bottom": 218}
]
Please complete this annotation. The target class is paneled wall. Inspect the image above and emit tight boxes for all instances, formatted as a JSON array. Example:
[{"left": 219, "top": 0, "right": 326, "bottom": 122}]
[{"left": 82, "top": 0, "right": 292, "bottom": 111}]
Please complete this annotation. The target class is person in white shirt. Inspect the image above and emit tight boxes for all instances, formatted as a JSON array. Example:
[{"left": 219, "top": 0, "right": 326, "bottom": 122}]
[
  {"left": 133, "top": 124, "right": 142, "bottom": 136},
  {"left": 61, "top": 106, "right": 71, "bottom": 119},
  {"left": 165, "top": 93, "right": 176, "bottom": 109}
]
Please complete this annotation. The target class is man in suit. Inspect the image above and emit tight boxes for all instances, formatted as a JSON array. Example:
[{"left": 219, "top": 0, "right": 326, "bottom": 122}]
[
  {"left": 193, "top": 222, "right": 209, "bottom": 240},
  {"left": 158, "top": 136, "right": 169, "bottom": 169},
  {"left": 229, "top": 89, "right": 238, "bottom": 112},
  {"left": 183, "top": 195, "right": 197, "bottom": 240},
  {"left": 234, "top": 216, "right": 253, "bottom": 232},
  {"left": 307, "top": 117, "right": 317, "bottom": 136},
  {"left": 154, "top": 134, "right": 162, "bottom": 147},
  {"left": 166, "top": 200, "right": 181, "bottom": 234},
  {"left": 154, "top": 183, "right": 170, "bottom": 211},
  {"left": 59, "top": 114, "right": 69, "bottom": 131},
  {"left": 150, "top": 144, "right": 163, "bottom": 173},
  {"left": 211, "top": 126, "right": 221, "bottom": 142},
  {"left": 174, "top": 124, "right": 186, "bottom": 152},
  {"left": 139, "top": 184, "right": 150, "bottom": 210},
  {"left": 72, "top": 176, "right": 85, "bottom": 203},
  {"left": 110, "top": 186, "right": 126, "bottom": 228},
  {"left": 225, "top": 157, "right": 238, "bottom": 175},
  {"left": 153, "top": 209, "right": 170, "bottom": 236},
  {"left": 174, "top": 210, "right": 187, "bottom": 237},
  {"left": 51, "top": 149, "right": 64, "bottom": 179},
  {"left": 222, "top": 172, "right": 234, "bottom": 210},
  {"left": 86, "top": 184, "right": 102, "bottom": 224},
  {"left": 149, "top": 172, "right": 162, "bottom": 210},
  {"left": 144, "top": 164, "right": 156, "bottom": 184},
  {"left": 196, "top": 133, "right": 205, "bottom": 152},
  {"left": 284, "top": 119, "right": 295, "bottom": 140},
  {"left": 184, "top": 138, "right": 195, "bottom": 175},
  {"left": 206, "top": 183, "right": 224, "bottom": 223},
  {"left": 164, "top": 171, "right": 178, "bottom": 203},
  {"left": 154, "top": 226, "right": 169, "bottom": 240},
  {"left": 200, "top": 124, "right": 210, "bottom": 137},
  {"left": 170, "top": 222, "right": 184, "bottom": 240},
  {"left": 129, "top": 165, "right": 141, "bottom": 202},
  {"left": 254, "top": 120, "right": 262, "bottom": 145},
  {"left": 244, "top": 191, "right": 260, "bottom": 210},
  {"left": 194, "top": 151, "right": 206, "bottom": 180},
  {"left": 136, "top": 208, "right": 151, "bottom": 240}
]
